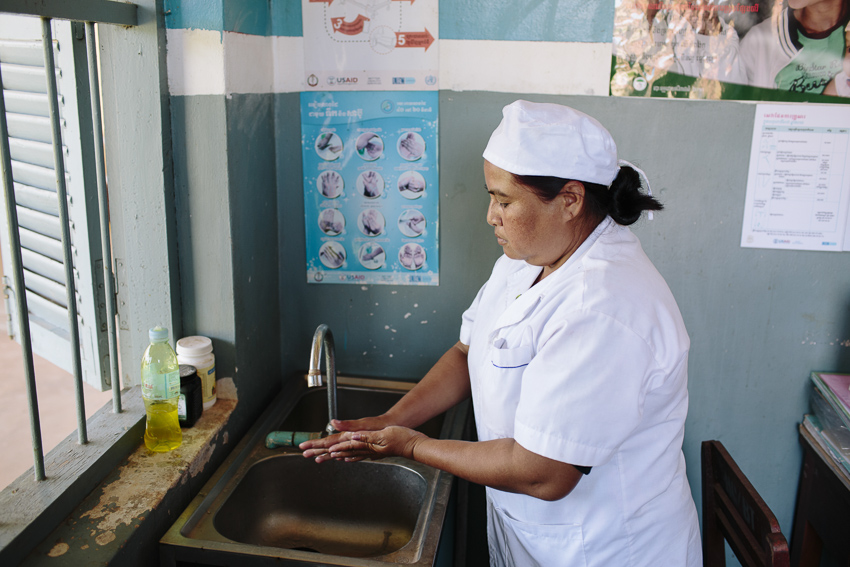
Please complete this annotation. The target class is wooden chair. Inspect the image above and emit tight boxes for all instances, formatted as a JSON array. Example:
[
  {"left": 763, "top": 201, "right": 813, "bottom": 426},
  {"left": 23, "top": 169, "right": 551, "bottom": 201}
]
[{"left": 702, "top": 440, "right": 790, "bottom": 567}]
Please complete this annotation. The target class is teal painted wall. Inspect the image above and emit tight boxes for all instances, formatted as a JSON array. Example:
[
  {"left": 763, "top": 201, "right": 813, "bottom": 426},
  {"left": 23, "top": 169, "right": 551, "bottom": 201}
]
[
  {"left": 172, "top": 92, "right": 281, "bottom": 439},
  {"left": 164, "top": 0, "right": 303, "bottom": 36},
  {"left": 225, "top": 93, "right": 281, "bottom": 430},
  {"left": 440, "top": 0, "right": 614, "bottom": 42},
  {"left": 270, "top": 0, "right": 303, "bottom": 37},
  {"left": 164, "top": 0, "right": 224, "bottom": 32},
  {"left": 172, "top": 95, "right": 235, "bottom": 354}
]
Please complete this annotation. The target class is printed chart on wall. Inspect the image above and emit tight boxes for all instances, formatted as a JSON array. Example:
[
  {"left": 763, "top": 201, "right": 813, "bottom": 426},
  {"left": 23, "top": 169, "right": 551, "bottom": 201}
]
[
  {"left": 741, "top": 104, "right": 850, "bottom": 251},
  {"left": 302, "top": 0, "right": 438, "bottom": 91},
  {"left": 611, "top": 0, "right": 850, "bottom": 103},
  {"left": 302, "top": 90, "right": 439, "bottom": 285}
]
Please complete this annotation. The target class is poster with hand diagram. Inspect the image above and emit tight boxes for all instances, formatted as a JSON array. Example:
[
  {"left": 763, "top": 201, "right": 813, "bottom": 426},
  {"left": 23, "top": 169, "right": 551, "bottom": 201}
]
[{"left": 302, "top": 90, "right": 439, "bottom": 285}]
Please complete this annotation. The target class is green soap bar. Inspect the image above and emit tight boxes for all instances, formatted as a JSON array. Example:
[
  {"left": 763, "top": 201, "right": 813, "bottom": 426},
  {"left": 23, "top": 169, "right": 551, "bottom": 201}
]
[{"left": 265, "top": 431, "right": 322, "bottom": 449}]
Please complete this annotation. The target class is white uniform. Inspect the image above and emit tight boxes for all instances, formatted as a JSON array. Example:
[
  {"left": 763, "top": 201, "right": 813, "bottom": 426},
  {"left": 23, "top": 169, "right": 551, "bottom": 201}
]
[{"left": 460, "top": 218, "right": 701, "bottom": 567}]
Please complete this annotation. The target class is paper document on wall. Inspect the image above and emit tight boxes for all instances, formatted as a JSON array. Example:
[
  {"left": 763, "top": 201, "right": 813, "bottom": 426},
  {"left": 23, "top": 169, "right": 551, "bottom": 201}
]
[{"left": 741, "top": 104, "right": 850, "bottom": 251}]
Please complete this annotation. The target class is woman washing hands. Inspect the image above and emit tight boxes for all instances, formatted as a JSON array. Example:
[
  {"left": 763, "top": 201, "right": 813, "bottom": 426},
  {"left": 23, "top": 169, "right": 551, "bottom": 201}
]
[
  {"left": 301, "top": 101, "right": 701, "bottom": 567},
  {"left": 309, "top": 425, "right": 425, "bottom": 463}
]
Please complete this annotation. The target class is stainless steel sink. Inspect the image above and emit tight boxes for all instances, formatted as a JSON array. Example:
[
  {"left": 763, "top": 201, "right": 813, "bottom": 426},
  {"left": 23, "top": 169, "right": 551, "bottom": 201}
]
[
  {"left": 160, "top": 375, "right": 469, "bottom": 566},
  {"left": 214, "top": 457, "right": 426, "bottom": 556}
]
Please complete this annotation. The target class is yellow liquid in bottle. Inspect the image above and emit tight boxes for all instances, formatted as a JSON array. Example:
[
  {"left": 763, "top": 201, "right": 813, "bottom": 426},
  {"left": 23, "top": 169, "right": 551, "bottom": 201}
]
[{"left": 143, "top": 399, "right": 182, "bottom": 452}]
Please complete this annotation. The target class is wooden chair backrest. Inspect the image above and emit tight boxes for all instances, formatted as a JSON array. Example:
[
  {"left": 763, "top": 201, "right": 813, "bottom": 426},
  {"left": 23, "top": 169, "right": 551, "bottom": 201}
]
[{"left": 701, "top": 440, "right": 790, "bottom": 567}]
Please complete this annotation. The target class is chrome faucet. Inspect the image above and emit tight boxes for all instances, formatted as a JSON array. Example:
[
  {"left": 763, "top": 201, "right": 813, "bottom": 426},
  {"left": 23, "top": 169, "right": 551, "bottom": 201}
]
[{"left": 307, "top": 324, "right": 338, "bottom": 436}]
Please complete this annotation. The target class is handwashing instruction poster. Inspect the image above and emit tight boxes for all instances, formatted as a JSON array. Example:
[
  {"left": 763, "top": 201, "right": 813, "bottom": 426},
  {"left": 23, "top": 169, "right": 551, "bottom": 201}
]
[
  {"left": 741, "top": 104, "right": 850, "bottom": 251},
  {"left": 302, "top": 0, "right": 438, "bottom": 91},
  {"left": 302, "top": 90, "right": 439, "bottom": 285}
]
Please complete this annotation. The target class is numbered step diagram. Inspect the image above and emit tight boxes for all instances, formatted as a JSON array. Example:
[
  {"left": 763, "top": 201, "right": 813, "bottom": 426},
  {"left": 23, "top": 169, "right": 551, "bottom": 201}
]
[{"left": 302, "top": 0, "right": 439, "bottom": 91}]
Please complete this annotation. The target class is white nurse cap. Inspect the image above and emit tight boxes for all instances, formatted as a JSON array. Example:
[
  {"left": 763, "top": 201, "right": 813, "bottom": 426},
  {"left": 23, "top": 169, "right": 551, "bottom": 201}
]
[{"left": 482, "top": 100, "right": 619, "bottom": 186}]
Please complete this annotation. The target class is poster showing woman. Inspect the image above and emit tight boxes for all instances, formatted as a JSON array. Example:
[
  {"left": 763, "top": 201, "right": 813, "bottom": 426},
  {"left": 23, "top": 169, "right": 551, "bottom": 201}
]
[{"left": 611, "top": 0, "right": 850, "bottom": 101}]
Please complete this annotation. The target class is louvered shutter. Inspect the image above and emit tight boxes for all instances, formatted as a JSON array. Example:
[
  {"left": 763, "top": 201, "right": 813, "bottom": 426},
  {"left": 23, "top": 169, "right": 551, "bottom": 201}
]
[{"left": 0, "top": 15, "right": 111, "bottom": 391}]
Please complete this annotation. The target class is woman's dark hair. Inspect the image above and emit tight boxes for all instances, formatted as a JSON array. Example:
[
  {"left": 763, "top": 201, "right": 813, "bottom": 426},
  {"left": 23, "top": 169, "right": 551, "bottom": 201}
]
[{"left": 514, "top": 165, "right": 662, "bottom": 226}]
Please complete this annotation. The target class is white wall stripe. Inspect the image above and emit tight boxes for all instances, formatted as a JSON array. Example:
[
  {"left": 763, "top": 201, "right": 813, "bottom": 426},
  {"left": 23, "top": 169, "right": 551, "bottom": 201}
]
[
  {"left": 166, "top": 28, "right": 225, "bottom": 97},
  {"left": 439, "top": 39, "right": 611, "bottom": 96},
  {"left": 272, "top": 36, "right": 305, "bottom": 94},
  {"left": 167, "top": 29, "right": 612, "bottom": 97}
]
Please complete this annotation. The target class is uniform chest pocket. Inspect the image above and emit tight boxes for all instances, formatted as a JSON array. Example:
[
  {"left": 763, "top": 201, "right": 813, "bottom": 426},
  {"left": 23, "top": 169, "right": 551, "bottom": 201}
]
[
  {"left": 478, "top": 343, "right": 533, "bottom": 438},
  {"left": 490, "top": 344, "right": 533, "bottom": 369}
]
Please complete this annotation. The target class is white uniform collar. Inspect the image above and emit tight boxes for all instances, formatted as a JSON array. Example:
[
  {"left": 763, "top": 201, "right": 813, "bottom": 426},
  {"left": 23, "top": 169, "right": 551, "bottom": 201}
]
[
  {"left": 520, "top": 215, "right": 613, "bottom": 296},
  {"left": 494, "top": 216, "right": 614, "bottom": 334},
  {"left": 545, "top": 215, "right": 612, "bottom": 282}
]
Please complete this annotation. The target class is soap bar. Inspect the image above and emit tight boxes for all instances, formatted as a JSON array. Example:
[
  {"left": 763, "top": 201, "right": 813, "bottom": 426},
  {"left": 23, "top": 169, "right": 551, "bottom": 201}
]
[{"left": 265, "top": 431, "right": 323, "bottom": 449}]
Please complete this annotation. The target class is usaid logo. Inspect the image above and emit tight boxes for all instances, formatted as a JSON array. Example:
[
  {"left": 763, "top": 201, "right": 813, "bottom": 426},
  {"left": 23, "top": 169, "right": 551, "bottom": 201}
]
[{"left": 328, "top": 77, "right": 358, "bottom": 85}]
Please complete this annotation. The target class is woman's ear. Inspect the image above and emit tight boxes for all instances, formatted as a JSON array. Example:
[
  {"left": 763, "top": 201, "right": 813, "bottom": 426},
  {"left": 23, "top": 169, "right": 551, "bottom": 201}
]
[{"left": 559, "top": 180, "right": 586, "bottom": 221}]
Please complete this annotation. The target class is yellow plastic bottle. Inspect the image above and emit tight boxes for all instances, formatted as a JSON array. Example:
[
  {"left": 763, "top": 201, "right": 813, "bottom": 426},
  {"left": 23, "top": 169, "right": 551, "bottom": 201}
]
[{"left": 141, "top": 327, "right": 182, "bottom": 452}]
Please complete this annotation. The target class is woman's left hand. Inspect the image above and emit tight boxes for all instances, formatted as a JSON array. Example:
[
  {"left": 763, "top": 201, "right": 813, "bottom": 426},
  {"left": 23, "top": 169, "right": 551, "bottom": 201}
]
[{"left": 302, "top": 426, "right": 426, "bottom": 463}]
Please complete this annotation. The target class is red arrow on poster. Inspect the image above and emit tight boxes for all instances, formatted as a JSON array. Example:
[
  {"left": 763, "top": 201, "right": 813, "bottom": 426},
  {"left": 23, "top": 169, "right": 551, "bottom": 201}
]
[
  {"left": 309, "top": 0, "right": 333, "bottom": 4},
  {"left": 395, "top": 28, "right": 434, "bottom": 51},
  {"left": 331, "top": 14, "right": 370, "bottom": 35}
]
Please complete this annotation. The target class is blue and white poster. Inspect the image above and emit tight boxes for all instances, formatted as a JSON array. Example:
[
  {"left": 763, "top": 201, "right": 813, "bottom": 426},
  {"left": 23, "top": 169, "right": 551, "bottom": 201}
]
[{"left": 302, "top": 91, "right": 439, "bottom": 285}]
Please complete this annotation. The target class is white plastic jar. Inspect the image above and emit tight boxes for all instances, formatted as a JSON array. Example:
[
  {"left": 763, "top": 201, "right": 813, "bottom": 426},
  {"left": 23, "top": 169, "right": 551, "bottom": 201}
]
[{"left": 176, "top": 336, "right": 216, "bottom": 410}]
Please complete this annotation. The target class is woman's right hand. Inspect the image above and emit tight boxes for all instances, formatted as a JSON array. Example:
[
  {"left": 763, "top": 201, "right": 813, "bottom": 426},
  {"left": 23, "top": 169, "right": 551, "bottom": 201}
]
[
  {"left": 302, "top": 341, "right": 471, "bottom": 463},
  {"left": 300, "top": 414, "right": 394, "bottom": 462}
]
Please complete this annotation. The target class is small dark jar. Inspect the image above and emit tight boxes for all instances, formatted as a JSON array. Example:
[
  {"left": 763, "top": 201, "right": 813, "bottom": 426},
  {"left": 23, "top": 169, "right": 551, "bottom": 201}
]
[{"left": 178, "top": 364, "right": 203, "bottom": 428}]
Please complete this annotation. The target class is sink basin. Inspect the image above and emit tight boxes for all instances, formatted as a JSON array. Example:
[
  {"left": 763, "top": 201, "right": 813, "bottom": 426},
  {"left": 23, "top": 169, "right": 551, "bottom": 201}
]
[
  {"left": 160, "top": 375, "right": 469, "bottom": 566},
  {"left": 276, "top": 386, "right": 444, "bottom": 439},
  {"left": 214, "top": 456, "right": 425, "bottom": 556}
]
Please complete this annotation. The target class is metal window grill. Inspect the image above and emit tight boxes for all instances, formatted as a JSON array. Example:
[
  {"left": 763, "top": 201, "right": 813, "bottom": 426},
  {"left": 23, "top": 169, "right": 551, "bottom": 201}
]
[{"left": 0, "top": 1, "right": 137, "bottom": 481}]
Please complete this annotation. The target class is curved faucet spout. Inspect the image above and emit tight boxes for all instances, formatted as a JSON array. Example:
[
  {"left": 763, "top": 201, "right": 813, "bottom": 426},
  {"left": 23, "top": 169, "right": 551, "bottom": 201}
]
[{"left": 308, "top": 324, "right": 338, "bottom": 436}]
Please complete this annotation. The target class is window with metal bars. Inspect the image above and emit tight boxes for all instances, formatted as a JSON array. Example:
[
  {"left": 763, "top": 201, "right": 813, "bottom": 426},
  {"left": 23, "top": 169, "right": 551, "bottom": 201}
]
[
  {"left": 0, "top": 2, "right": 159, "bottom": 564},
  {"left": 0, "top": 10, "right": 126, "bottom": 480}
]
